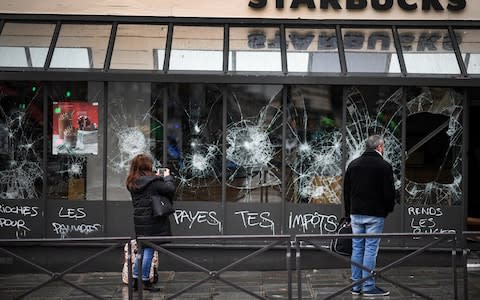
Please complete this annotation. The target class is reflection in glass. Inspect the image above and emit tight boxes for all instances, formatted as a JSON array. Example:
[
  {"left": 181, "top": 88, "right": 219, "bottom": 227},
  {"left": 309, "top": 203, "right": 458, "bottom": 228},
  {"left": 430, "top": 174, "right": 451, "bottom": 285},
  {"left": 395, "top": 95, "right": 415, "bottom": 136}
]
[
  {"left": 405, "top": 87, "right": 463, "bottom": 205},
  {"left": 106, "top": 82, "right": 164, "bottom": 200},
  {"left": 51, "top": 24, "right": 111, "bottom": 69},
  {"left": 286, "top": 28, "right": 340, "bottom": 73},
  {"left": 0, "top": 23, "right": 55, "bottom": 67},
  {"left": 111, "top": 24, "right": 168, "bottom": 70},
  {"left": 345, "top": 86, "right": 403, "bottom": 202},
  {"left": 229, "top": 27, "right": 282, "bottom": 72},
  {"left": 286, "top": 86, "right": 343, "bottom": 204},
  {"left": 226, "top": 85, "right": 283, "bottom": 202},
  {"left": 170, "top": 26, "right": 223, "bottom": 71},
  {"left": 0, "top": 47, "right": 28, "bottom": 67},
  {"left": 166, "top": 84, "right": 223, "bottom": 201},
  {"left": 47, "top": 82, "right": 104, "bottom": 200},
  {"left": 455, "top": 29, "right": 480, "bottom": 74},
  {"left": 398, "top": 29, "right": 460, "bottom": 74},
  {"left": 0, "top": 81, "right": 44, "bottom": 199},
  {"left": 342, "top": 28, "right": 400, "bottom": 73}
]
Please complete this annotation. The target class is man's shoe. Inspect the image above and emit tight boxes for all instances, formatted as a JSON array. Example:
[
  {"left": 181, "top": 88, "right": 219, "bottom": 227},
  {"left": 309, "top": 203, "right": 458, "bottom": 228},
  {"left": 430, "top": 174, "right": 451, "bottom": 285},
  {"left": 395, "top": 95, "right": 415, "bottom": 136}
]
[
  {"left": 351, "top": 288, "right": 361, "bottom": 295},
  {"left": 363, "top": 286, "right": 390, "bottom": 297},
  {"left": 143, "top": 280, "right": 161, "bottom": 292}
]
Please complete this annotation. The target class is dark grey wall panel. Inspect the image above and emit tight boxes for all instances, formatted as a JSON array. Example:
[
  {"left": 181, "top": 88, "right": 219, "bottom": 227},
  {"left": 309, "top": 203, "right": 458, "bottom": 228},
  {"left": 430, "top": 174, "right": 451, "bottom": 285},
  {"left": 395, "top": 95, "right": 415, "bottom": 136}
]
[
  {"left": 225, "top": 203, "right": 281, "bottom": 235},
  {"left": 171, "top": 201, "right": 223, "bottom": 235},
  {"left": 105, "top": 201, "right": 134, "bottom": 237},
  {"left": 46, "top": 200, "right": 104, "bottom": 238},
  {"left": 0, "top": 199, "right": 44, "bottom": 239},
  {"left": 286, "top": 203, "right": 341, "bottom": 235}
]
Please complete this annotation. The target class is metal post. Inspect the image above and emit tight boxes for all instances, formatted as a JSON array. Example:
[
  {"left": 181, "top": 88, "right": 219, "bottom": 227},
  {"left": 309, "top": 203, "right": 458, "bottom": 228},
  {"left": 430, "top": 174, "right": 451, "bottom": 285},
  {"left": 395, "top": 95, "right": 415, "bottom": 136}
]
[
  {"left": 127, "top": 241, "right": 133, "bottom": 300},
  {"left": 296, "top": 238, "right": 302, "bottom": 300},
  {"left": 137, "top": 240, "right": 143, "bottom": 300},
  {"left": 286, "top": 241, "right": 292, "bottom": 300},
  {"left": 463, "top": 248, "right": 469, "bottom": 300},
  {"left": 452, "top": 246, "right": 458, "bottom": 300}
]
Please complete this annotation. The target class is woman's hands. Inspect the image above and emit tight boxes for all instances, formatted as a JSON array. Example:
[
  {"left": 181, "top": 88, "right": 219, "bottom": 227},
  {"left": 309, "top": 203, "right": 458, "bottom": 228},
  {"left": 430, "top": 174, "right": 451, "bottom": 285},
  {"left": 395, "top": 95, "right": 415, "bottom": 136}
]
[{"left": 156, "top": 168, "right": 170, "bottom": 177}]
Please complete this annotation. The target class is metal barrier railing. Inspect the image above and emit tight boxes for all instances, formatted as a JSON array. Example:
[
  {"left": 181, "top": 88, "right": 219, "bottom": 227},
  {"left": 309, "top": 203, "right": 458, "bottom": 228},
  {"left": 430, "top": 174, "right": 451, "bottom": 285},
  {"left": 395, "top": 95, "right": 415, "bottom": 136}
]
[
  {"left": 295, "top": 232, "right": 458, "bottom": 300},
  {"left": 135, "top": 235, "right": 292, "bottom": 300},
  {"left": 1, "top": 232, "right": 479, "bottom": 300},
  {"left": 461, "top": 231, "right": 480, "bottom": 300},
  {"left": 0, "top": 237, "right": 131, "bottom": 300}
]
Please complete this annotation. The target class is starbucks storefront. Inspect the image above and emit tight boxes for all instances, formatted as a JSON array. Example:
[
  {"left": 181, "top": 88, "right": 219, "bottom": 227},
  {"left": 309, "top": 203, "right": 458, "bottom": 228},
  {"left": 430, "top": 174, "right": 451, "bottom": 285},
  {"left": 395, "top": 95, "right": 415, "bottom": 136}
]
[{"left": 0, "top": 1, "right": 479, "bottom": 255}]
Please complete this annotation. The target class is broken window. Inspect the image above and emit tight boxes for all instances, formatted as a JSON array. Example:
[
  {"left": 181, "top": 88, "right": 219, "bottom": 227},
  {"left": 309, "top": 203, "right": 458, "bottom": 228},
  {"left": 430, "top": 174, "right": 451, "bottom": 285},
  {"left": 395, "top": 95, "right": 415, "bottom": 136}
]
[
  {"left": 0, "top": 81, "right": 44, "bottom": 200},
  {"left": 286, "top": 85, "right": 343, "bottom": 204},
  {"left": 405, "top": 87, "right": 463, "bottom": 205}
]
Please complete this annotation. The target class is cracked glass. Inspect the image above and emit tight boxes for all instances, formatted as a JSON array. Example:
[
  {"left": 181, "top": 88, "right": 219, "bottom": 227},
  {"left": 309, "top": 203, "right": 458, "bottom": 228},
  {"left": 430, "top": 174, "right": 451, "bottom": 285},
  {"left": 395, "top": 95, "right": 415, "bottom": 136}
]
[
  {"left": 106, "top": 82, "right": 165, "bottom": 200},
  {"left": 286, "top": 85, "right": 343, "bottom": 204},
  {"left": 405, "top": 87, "right": 463, "bottom": 205},
  {"left": 225, "top": 84, "right": 283, "bottom": 203},
  {"left": 0, "top": 81, "right": 44, "bottom": 200},
  {"left": 165, "top": 84, "right": 223, "bottom": 201},
  {"left": 47, "top": 82, "right": 104, "bottom": 200},
  {"left": 345, "top": 86, "right": 403, "bottom": 203}
]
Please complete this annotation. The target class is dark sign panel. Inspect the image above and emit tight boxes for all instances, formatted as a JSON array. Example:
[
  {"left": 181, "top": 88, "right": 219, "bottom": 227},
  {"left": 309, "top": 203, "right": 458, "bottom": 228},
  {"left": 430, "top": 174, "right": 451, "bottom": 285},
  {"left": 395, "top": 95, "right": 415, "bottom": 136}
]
[
  {"left": 46, "top": 201, "right": 104, "bottom": 238},
  {"left": 0, "top": 200, "right": 44, "bottom": 239}
]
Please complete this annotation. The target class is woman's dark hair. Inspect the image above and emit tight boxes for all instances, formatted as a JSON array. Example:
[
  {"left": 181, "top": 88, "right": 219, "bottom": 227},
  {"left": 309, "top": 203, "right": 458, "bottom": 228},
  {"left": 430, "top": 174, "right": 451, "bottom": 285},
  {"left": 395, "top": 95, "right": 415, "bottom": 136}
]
[{"left": 126, "top": 154, "right": 155, "bottom": 191}]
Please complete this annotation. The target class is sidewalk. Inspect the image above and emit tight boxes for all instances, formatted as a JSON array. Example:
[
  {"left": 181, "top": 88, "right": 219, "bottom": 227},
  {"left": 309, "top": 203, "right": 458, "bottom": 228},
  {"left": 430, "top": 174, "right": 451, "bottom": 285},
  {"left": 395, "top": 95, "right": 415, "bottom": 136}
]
[{"left": 1, "top": 266, "right": 479, "bottom": 299}]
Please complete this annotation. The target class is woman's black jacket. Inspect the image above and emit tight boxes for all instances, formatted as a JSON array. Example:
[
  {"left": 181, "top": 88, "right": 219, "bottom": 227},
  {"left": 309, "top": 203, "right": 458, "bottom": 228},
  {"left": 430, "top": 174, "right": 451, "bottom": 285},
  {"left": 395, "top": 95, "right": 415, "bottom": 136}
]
[{"left": 128, "top": 175, "right": 175, "bottom": 237}]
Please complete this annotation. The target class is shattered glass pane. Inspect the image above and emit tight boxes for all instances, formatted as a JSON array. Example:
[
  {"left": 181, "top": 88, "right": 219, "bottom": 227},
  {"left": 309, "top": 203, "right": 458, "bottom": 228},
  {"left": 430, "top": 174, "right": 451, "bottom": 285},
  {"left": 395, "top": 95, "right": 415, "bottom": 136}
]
[
  {"left": 107, "top": 82, "right": 164, "bottom": 200},
  {"left": 345, "top": 86, "right": 403, "bottom": 201},
  {"left": 405, "top": 87, "right": 463, "bottom": 205},
  {"left": 47, "top": 82, "right": 104, "bottom": 200},
  {"left": 166, "top": 84, "right": 223, "bottom": 201},
  {"left": 226, "top": 85, "right": 283, "bottom": 203},
  {"left": 0, "top": 81, "right": 44, "bottom": 200},
  {"left": 286, "top": 85, "right": 343, "bottom": 204}
]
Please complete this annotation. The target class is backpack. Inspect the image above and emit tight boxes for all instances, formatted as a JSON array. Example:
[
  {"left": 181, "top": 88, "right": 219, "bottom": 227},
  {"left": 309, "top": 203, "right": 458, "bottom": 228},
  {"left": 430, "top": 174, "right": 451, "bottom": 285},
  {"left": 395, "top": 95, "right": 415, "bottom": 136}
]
[
  {"left": 122, "top": 239, "right": 159, "bottom": 284},
  {"left": 330, "top": 218, "right": 352, "bottom": 256}
]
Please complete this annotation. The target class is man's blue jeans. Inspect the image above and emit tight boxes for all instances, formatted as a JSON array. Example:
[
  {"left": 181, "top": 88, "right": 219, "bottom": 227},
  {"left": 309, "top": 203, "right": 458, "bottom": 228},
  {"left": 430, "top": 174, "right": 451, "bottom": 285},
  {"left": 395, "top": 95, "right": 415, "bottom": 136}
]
[
  {"left": 350, "top": 214, "right": 385, "bottom": 291},
  {"left": 133, "top": 247, "right": 154, "bottom": 281}
]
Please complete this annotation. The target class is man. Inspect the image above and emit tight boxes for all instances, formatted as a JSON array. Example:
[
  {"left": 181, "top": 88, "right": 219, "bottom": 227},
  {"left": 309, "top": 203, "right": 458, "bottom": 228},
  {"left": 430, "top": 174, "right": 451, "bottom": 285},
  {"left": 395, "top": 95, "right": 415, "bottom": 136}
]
[{"left": 344, "top": 135, "right": 395, "bottom": 297}]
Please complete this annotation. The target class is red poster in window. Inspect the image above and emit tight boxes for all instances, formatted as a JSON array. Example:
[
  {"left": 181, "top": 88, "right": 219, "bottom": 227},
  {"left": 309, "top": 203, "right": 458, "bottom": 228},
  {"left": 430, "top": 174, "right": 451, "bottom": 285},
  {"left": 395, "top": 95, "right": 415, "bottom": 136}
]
[{"left": 52, "top": 101, "right": 98, "bottom": 155}]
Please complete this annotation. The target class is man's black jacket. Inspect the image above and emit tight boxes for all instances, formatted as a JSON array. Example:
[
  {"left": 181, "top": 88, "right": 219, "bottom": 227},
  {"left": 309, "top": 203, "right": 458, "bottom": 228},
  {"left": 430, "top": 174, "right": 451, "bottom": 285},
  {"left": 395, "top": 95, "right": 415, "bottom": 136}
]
[{"left": 344, "top": 150, "right": 395, "bottom": 218}]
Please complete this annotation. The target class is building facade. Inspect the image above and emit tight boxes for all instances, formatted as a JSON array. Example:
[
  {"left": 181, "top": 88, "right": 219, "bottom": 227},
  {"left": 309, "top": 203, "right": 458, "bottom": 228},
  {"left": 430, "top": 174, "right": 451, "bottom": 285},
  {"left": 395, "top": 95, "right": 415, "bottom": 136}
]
[{"left": 0, "top": 1, "right": 479, "bottom": 248}]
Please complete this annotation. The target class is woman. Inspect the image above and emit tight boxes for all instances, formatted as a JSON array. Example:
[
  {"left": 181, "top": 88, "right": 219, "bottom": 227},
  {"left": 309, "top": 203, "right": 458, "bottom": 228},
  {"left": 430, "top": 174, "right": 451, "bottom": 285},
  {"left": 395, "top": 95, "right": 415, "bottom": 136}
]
[{"left": 126, "top": 154, "right": 175, "bottom": 292}]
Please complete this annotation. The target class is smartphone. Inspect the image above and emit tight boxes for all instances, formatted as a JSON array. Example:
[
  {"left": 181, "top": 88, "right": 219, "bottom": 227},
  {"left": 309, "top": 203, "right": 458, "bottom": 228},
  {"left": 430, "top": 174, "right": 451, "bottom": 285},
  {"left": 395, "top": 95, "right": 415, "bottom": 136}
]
[{"left": 157, "top": 168, "right": 167, "bottom": 176}]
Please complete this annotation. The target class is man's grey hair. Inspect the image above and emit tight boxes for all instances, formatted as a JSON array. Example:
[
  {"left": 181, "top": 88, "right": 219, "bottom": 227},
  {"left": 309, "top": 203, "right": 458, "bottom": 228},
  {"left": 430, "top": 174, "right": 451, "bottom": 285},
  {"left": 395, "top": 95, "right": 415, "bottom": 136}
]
[{"left": 365, "top": 135, "right": 384, "bottom": 150}]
